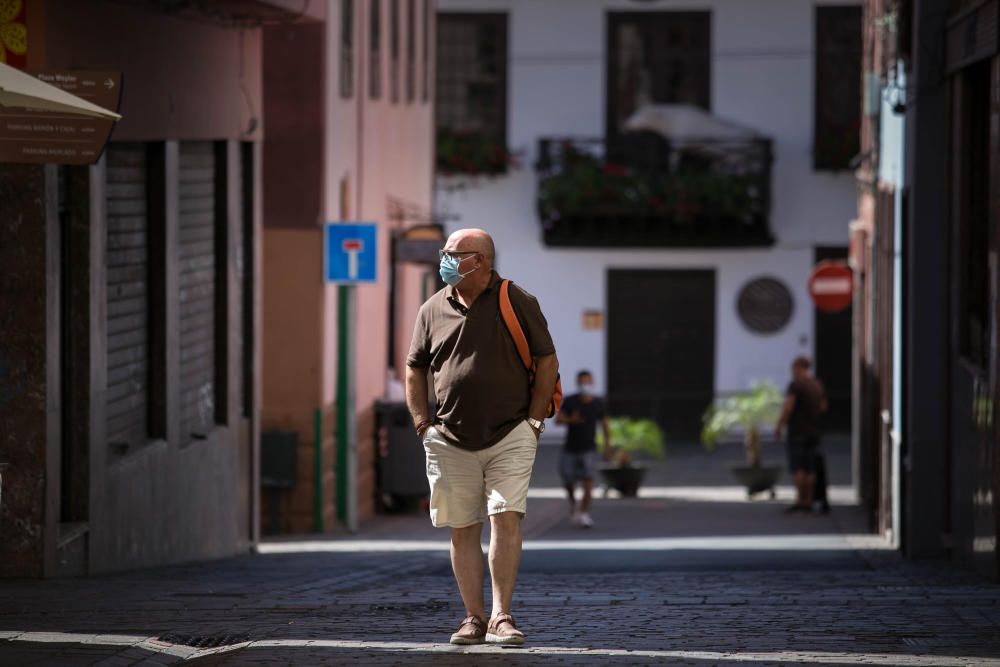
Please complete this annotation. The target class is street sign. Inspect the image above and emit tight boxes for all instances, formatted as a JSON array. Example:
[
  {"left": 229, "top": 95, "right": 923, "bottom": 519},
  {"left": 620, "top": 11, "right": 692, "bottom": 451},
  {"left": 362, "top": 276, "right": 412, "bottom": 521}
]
[
  {"left": 808, "top": 260, "right": 853, "bottom": 313},
  {"left": 325, "top": 223, "right": 377, "bottom": 283},
  {"left": 0, "top": 70, "right": 122, "bottom": 165}
]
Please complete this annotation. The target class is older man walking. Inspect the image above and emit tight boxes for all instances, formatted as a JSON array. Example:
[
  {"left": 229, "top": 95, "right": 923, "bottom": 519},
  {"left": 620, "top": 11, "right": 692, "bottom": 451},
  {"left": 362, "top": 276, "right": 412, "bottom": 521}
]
[{"left": 405, "top": 228, "right": 559, "bottom": 646}]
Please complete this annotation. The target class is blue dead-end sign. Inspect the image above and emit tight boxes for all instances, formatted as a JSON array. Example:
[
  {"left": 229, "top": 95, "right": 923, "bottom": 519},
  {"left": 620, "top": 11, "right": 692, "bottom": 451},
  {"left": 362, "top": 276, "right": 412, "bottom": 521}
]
[{"left": 325, "top": 223, "right": 377, "bottom": 283}]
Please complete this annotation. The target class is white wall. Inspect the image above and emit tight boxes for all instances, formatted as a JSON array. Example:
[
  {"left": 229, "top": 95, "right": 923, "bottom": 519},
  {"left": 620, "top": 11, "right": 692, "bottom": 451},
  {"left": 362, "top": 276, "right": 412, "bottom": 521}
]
[{"left": 436, "top": 0, "right": 857, "bottom": 407}]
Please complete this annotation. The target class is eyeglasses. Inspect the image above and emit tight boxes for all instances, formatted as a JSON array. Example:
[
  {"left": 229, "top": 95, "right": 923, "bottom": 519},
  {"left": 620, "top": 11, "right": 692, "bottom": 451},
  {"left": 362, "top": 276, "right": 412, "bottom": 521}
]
[{"left": 439, "top": 250, "right": 479, "bottom": 261}]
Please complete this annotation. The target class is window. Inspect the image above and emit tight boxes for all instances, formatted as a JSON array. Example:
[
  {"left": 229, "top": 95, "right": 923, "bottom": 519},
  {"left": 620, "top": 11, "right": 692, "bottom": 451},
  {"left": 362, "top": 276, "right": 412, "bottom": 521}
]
[
  {"left": 606, "top": 12, "right": 711, "bottom": 140},
  {"left": 814, "top": 6, "right": 862, "bottom": 170},
  {"left": 421, "top": 0, "right": 430, "bottom": 101},
  {"left": 369, "top": 0, "right": 381, "bottom": 99},
  {"left": 436, "top": 13, "right": 507, "bottom": 141},
  {"left": 406, "top": 0, "right": 416, "bottom": 102},
  {"left": 390, "top": 0, "right": 400, "bottom": 103},
  {"left": 340, "top": 0, "right": 354, "bottom": 99},
  {"left": 955, "top": 61, "right": 990, "bottom": 366}
]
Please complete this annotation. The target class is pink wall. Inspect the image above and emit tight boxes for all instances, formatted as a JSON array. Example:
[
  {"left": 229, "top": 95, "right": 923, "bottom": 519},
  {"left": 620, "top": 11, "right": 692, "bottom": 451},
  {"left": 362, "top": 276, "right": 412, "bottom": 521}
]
[
  {"left": 322, "top": 0, "right": 436, "bottom": 521},
  {"left": 254, "top": 0, "right": 435, "bottom": 531},
  {"left": 41, "top": 0, "right": 262, "bottom": 142}
]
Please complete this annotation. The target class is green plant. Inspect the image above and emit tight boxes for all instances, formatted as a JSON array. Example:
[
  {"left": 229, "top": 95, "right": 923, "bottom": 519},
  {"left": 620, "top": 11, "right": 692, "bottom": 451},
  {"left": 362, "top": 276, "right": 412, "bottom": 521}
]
[
  {"left": 701, "top": 382, "right": 783, "bottom": 467},
  {"left": 537, "top": 144, "right": 757, "bottom": 227},
  {"left": 596, "top": 417, "right": 666, "bottom": 466}
]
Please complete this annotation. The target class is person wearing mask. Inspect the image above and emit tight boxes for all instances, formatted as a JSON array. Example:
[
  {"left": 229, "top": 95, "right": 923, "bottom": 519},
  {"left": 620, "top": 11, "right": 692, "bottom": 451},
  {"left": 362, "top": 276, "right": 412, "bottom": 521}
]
[
  {"left": 555, "top": 370, "right": 610, "bottom": 528},
  {"left": 406, "top": 228, "right": 559, "bottom": 646},
  {"left": 775, "top": 356, "right": 828, "bottom": 512}
]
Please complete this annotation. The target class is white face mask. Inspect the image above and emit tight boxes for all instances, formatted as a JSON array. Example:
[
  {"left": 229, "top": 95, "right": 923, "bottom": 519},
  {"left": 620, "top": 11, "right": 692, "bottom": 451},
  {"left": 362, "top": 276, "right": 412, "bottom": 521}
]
[{"left": 579, "top": 384, "right": 593, "bottom": 396}]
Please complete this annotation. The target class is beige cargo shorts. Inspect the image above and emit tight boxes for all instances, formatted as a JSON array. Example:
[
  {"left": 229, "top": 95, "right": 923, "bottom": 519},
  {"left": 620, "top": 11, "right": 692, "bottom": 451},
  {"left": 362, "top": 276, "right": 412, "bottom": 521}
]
[{"left": 422, "top": 420, "right": 538, "bottom": 528}]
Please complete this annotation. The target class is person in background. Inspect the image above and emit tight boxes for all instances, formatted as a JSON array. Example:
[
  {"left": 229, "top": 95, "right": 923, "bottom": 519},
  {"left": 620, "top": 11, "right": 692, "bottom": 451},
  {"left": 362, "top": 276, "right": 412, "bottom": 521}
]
[
  {"left": 775, "top": 357, "right": 828, "bottom": 513},
  {"left": 555, "top": 370, "right": 611, "bottom": 528}
]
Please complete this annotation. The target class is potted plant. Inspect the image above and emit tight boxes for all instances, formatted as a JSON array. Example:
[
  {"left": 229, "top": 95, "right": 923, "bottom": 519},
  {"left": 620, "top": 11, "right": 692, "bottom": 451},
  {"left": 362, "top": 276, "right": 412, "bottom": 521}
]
[
  {"left": 701, "top": 382, "right": 784, "bottom": 498},
  {"left": 595, "top": 417, "right": 665, "bottom": 497},
  {"left": 535, "top": 140, "right": 763, "bottom": 237}
]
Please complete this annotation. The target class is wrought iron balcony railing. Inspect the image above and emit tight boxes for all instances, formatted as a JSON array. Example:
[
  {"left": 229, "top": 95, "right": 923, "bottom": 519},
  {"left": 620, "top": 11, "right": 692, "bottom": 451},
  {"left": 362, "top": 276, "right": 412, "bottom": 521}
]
[{"left": 535, "top": 134, "right": 774, "bottom": 248}]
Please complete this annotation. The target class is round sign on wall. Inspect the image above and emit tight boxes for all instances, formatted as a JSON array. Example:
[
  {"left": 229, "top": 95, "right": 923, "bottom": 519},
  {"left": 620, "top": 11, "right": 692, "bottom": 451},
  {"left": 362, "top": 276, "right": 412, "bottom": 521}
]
[
  {"left": 737, "top": 277, "right": 794, "bottom": 334},
  {"left": 808, "top": 260, "right": 853, "bottom": 313}
]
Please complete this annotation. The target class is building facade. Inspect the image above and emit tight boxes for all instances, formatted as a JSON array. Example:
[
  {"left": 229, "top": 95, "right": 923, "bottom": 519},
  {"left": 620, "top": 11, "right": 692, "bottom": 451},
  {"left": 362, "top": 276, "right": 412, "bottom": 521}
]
[
  {"left": 0, "top": 0, "right": 438, "bottom": 575},
  {"left": 855, "top": 0, "right": 999, "bottom": 580},
  {"left": 0, "top": 0, "right": 310, "bottom": 577},
  {"left": 434, "top": 0, "right": 860, "bottom": 441},
  {"left": 260, "top": 0, "right": 437, "bottom": 534}
]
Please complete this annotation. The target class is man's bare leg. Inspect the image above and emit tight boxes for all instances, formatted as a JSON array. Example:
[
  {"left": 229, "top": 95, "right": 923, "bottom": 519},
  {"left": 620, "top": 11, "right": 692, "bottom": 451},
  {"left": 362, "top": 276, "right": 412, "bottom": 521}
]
[
  {"left": 488, "top": 511, "right": 522, "bottom": 618},
  {"left": 793, "top": 471, "right": 818, "bottom": 508},
  {"left": 793, "top": 471, "right": 806, "bottom": 506},
  {"left": 450, "top": 523, "right": 486, "bottom": 619},
  {"left": 580, "top": 479, "right": 593, "bottom": 513},
  {"left": 802, "top": 473, "right": 817, "bottom": 507},
  {"left": 565, "top": 484, "right": 576, "bottom": 514}
]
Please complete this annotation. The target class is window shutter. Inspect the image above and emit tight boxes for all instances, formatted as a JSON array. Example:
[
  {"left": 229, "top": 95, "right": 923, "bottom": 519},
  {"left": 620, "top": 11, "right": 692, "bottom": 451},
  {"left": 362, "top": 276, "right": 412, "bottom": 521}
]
[
  {"left": 178, "top": 142, "right": 217, "bottom": 442},
  {"left": 106, "top": 143, "right": 150, "bottom": 450}
]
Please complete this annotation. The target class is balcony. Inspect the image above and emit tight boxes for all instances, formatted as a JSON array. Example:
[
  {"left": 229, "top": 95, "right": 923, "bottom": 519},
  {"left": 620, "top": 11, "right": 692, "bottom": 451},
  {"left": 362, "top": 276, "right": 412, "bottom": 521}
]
[{"left": 535, "top": 131, "right": 774, "bottom": 248}]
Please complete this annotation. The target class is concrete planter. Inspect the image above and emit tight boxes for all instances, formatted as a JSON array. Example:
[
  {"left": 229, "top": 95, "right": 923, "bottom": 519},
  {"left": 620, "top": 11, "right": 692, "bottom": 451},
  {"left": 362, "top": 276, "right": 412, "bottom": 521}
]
[
  {"left": 730, "top": 464, "right": 782, "bottom": 499},
  {"left": 598, "top": 464, "right": 648, "bottom": 498}
]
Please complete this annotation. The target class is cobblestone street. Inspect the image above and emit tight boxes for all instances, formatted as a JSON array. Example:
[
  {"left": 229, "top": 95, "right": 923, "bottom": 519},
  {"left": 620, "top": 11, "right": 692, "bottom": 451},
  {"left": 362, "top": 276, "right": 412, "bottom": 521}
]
[{"left": 2, "top": 439, "right": 999, "bottom": 666}]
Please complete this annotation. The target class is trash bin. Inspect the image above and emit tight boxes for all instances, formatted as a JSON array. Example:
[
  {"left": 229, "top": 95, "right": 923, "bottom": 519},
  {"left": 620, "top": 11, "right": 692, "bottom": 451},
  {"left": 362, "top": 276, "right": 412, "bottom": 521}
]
[
  {"left": 374, "top": 400, "right": 429, "bottom": 512},
  {"left": 261, "top": 431, "right": 298, "bottom": 534}
]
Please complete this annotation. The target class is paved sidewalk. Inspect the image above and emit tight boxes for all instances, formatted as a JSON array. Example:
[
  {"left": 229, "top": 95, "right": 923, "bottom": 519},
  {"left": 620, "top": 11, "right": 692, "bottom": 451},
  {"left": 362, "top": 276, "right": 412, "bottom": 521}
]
[{"left": 2, "top": 439, "right": 999, "bottom": 666}]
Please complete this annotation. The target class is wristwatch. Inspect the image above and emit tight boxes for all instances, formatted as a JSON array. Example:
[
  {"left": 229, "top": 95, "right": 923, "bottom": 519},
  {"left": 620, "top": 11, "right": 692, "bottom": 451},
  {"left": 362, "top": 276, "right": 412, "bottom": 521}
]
[{"left": 526, "top": 417, "right": 545, "bottom": 433}]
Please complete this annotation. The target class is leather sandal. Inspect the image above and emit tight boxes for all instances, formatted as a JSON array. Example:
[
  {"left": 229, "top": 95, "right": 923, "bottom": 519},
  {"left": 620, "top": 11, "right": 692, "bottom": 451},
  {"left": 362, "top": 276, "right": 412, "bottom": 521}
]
[
  {"left": 486, "top": 612, "right": 525, "bottom": 645},
  {"left": 449, "top": 615, "right": 486, "bottom": 645}
]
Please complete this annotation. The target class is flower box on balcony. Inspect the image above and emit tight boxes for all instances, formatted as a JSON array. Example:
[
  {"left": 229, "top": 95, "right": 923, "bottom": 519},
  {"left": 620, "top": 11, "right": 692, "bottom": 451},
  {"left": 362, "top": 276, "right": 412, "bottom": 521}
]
[
  {"left": 536, "top": 136, "right": 774, "bottom": 248},
  {"left": 436, "top": 128, "right": 517, "bottom": 177}
]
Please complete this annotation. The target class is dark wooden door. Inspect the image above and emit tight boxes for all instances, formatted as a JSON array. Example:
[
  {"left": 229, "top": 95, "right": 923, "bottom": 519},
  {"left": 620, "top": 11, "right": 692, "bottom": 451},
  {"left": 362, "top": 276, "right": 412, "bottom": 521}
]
[
  {"left": 814, "top": 246, "right": 852, "bottom": 431},
  {"left": 607, "top": 270, "right": 715, "bottom": 439}
]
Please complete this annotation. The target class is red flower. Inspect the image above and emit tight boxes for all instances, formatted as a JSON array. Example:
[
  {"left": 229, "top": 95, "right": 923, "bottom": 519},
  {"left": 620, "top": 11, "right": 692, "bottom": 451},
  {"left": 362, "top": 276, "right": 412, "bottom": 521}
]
[{"left": 603, "top": 163, "right": 627, "bottom": 177}]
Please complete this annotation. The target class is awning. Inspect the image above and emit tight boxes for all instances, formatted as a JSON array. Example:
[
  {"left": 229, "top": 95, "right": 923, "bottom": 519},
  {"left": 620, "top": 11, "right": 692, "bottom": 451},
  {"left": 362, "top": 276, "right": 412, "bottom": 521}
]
[
  {"left": 624, "top": 104, "right": 763, "bottom": 143},
  {"left": 0, "top": 63, "right": 121, "bottom": 120}
]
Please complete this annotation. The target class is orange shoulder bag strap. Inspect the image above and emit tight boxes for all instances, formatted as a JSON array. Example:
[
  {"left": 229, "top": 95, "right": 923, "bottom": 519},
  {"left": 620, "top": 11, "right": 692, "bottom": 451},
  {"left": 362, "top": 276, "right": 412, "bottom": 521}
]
[
  {"left": 499, "top": 280, "right": 563, "bottom": 417},
  {"left": 499, "top": 280, "right": 533, "bottom": 371}
]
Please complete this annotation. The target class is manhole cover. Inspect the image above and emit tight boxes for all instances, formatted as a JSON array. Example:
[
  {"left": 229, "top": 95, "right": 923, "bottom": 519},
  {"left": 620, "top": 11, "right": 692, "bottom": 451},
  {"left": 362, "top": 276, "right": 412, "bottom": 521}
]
[{"left": 158, "top": 633, "right": 250, "bottom": 649}]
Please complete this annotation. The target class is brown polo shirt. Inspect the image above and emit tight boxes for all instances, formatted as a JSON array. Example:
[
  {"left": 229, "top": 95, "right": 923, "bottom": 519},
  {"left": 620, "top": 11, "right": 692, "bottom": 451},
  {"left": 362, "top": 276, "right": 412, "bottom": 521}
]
[{"left": 407, "top": 271, "right": 556, "bottom": 451}]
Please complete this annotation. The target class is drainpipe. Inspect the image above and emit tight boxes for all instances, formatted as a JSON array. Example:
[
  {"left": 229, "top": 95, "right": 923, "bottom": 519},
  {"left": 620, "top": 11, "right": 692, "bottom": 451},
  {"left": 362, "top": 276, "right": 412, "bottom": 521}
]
[
  {"left": 335, "top": 287, "right": 356, "bottom": 532},
  {"left": 889, "top": 65, "right": 907, "bottom": 551},
  {"left": 335, "top": 0, "right": 364, "bottom": 534},
  {"left": 314, "top": 409, "right": 323, "bottom": 533}
]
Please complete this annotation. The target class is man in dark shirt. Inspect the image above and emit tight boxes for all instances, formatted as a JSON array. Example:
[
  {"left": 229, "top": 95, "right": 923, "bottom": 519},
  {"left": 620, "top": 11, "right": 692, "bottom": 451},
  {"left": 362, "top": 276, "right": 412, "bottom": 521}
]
[
  {"left": 775, "top": 356, "right": 828, "bottom": 512},
  {"left": 406, "top": 228, "right": 559, "bottom": 646},
  {"left": 555, "top": 370, "right": 610, "bottom": 528}
]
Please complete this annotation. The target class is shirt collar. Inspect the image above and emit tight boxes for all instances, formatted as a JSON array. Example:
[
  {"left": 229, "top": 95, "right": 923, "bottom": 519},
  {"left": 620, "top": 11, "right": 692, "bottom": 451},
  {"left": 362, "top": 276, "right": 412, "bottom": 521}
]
[{"left": 446, "top": 270, "right": 502, "bottom": 303}]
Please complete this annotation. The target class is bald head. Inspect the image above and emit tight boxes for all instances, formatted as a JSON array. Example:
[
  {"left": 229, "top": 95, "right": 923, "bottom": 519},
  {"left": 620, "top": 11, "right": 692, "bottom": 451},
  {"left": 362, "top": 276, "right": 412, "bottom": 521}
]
[{"left": 446, "top": 228, "right": 495, "bottom": 263}]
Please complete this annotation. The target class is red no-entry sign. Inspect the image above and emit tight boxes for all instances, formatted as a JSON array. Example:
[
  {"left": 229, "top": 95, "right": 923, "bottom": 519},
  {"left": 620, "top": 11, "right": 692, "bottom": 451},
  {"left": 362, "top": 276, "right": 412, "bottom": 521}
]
[{"left": 808, "top": 260, "right": 853, "bottom": 313}]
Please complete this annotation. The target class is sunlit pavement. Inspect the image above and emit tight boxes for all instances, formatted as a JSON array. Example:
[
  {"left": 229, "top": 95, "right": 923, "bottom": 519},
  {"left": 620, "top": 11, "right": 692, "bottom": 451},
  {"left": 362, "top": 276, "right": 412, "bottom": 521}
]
[{"left": 2, "top": 438, "right": 999, "bottom": 666}]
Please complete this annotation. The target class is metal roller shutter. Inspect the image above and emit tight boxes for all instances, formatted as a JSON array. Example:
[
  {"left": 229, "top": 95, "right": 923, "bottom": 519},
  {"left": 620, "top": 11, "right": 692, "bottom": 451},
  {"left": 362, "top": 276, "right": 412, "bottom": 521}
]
[
  {"left": 179, "top": 142, "right": 216, "bottom": 442},
  {"left": 106, "top": 143, "right": 149, "bottom": 449}
]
